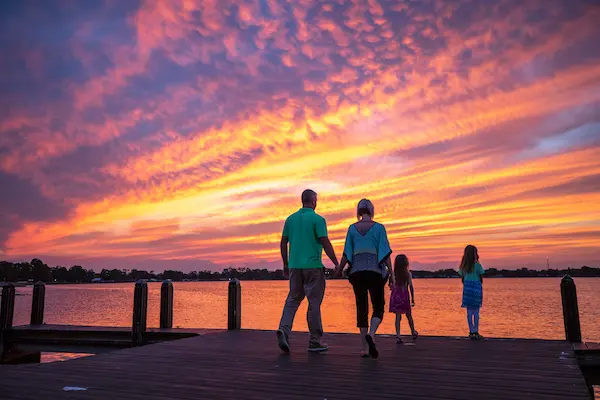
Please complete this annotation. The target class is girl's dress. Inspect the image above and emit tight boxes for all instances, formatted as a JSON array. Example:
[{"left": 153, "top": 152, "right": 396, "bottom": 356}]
[
  {"left": 460, "top": 262, "right": 485, "bottom": 308},
  {"left": 389, "top": 283, "right": 411, "bottom": 314},
  {"left": 461, "top": 280, "right": 483, "bottom": 308}
]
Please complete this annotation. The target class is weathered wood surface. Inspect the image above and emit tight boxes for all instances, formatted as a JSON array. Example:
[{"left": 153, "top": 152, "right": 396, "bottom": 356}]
[
  {"left": 0, "top": 330, "right": 591, "bottom": 400},
  {"left": 574, "top": 341, "right": 600, "bottom": 385},
  {"left": 574, "top": 342, "right": 600, "bottom": 352}
]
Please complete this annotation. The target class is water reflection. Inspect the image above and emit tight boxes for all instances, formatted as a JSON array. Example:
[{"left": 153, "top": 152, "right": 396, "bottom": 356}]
[
  {"left": 12, "top": 278, "right": 600, "bottom": 342},
  {"left": 42, "top": 352, "right": 93, "bottom": 363}
]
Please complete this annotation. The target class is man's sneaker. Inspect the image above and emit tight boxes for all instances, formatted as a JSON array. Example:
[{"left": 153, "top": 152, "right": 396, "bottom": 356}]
[
  {"left": 307, "top": 341, "right": 329, "bottom": 352},
  {"left": 277, "top": 329, "right": 290, "bottom": 353}
]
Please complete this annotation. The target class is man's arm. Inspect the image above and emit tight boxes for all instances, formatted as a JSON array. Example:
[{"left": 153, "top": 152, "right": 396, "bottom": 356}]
[
  {"left": 280, "top": 236, "right": 289, "bottom": 278},
  {"left": 319, "top": 237, "right": 339, "bottom": 267},
  {"left": 315, "top": 217, "right": 338, "bottom": 267}
]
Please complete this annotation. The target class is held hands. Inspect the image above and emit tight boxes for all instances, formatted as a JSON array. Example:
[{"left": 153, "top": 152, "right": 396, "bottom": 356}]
[
  {"left": 283, "top": 265, "right": 289, "bottom": 279},
  {"left": 332, "top": 265, "right": 343, "bottom": 278}
]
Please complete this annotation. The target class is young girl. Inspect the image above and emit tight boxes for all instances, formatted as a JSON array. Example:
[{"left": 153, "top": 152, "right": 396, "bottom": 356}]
[
  {"left": 389, "top": 254, "right": 418, "bottom": 343},
  {"left": 458, "top": 245, "right": 485, "bottom": 340}
]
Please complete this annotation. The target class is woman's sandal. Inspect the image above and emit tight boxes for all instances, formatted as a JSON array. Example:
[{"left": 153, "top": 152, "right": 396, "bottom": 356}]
[
  {"left": 396, "top": 336, "right": 403, "bottom": 344},
  {"left": 365, "top": 334, "right": 379, "bottom": 359},
  {"left": 412, "top": 330, "right": 419, "bottom": 341},
  {"left": 360, "top": 350, "right": 370, "bottom": 357}
]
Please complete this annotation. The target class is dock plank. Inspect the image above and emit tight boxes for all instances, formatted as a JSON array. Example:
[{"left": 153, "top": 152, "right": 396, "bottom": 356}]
[{"left": 0, "top": 330, "right": 590, "bottom": 399}]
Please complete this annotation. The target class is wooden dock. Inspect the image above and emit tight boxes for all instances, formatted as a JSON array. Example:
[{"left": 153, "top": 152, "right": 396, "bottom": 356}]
[
  {"left": 1, "top": 277, "right": 598, "bottom": 399},
  {"left": 0, "top": 330, "right": 592, "bottom": 399}
]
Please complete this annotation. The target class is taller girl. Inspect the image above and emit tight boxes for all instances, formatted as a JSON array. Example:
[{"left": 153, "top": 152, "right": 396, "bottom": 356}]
[{"left": 458, "top": 245, "right": 485, "bottom": 340}]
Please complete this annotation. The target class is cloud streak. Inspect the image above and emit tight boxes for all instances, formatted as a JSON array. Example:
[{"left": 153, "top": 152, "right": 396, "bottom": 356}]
[{"left": 1, "top": 0, "right": 599, "bottom": 270}]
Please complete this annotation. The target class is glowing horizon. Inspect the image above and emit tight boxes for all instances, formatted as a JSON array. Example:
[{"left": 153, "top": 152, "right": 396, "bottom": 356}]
[{"left": 1, "top": 1, "right": 599, "bottom": 272}]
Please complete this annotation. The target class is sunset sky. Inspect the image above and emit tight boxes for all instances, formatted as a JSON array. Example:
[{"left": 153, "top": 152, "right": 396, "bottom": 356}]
[{"left": 1, "top": 0, "right": 599, "bottom": 272}]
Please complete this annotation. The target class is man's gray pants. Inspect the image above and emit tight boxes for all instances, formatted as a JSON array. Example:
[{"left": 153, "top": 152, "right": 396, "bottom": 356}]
[{"left": 278, "top": 268, "right": 326, "bottom": 343}]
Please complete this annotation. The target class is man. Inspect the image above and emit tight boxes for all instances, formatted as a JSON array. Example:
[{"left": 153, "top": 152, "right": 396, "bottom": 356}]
[{"left": 277, "top": 189, "right": 339, "bottom": 353}]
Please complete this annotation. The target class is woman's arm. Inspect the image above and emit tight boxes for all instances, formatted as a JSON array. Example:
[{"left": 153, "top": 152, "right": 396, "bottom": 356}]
[
  {"left": 334, "top": 254, "right": 348, "bottom": 278},
  {"left": 384, "top": 256, "right": 394, "bottom": 286},
  {"left": 409, "top": 274, "right": 415, "bottom": 305},
  {"left": 377, "top": 224, "right": 394, "bottom": 284}
]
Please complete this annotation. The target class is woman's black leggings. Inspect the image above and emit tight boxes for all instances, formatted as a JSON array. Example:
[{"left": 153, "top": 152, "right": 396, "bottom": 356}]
[{"left": 349, "top": 271, "right": 385, "bottom": 328}]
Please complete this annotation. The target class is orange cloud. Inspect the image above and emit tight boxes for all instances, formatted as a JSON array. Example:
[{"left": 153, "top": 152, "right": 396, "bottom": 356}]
[{"left": 1, "top": 0, "right": 599, "bottom": 271}]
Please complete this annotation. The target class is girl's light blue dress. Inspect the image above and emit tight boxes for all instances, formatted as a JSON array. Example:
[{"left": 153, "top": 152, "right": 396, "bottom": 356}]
[{"left": 459, "top": 262, "right": 485, "bottom": 308}]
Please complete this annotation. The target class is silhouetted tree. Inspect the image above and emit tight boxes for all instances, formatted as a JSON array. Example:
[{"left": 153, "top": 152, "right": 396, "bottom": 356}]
[
  {"left": 17, "top": 262, "right": 32, "bottom": 281},
  {"left": 161, "top": 270, "right": 184, "bottom": 281},
  {"left": 0, "top": 261, "right": 18, "bottom": 281},
  {"left": 69, "top": 265, "right": 89, "bottom": 282},
  {"left": 31, "top": 258, "right": 52, "bottom": 282},
  {"left": 129, "top": 269, "right": 151, "bottom": 281},
  {"left": 51, "top": 266, "right": 69, "bottom": 282}
]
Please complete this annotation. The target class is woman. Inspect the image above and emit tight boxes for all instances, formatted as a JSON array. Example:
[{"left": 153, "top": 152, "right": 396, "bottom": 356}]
[{"left": 334, "top": 198, "right": 393, "bottom": 358}]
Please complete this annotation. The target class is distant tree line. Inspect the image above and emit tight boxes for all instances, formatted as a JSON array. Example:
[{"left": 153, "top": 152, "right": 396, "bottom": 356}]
[
  {"left": 1, "top": 259, "right": 95, "bottom": 283},
  {"left": 1, "top": 259, "right": 599, "bottom": 284},
  {"left": 0, "top": 259, "right": 291, "bottom": 283},
  {"left": 409, "top": 266, "right": 600, "bottom": 278}
]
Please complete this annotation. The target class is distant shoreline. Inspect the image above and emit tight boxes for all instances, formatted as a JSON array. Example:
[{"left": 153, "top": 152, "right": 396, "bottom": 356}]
[
  {"left": 6, "top": 275, "right": 600, "bottom": 287},
  {"left": 2, "top": 259, "right": 599, "bottom": 285}
]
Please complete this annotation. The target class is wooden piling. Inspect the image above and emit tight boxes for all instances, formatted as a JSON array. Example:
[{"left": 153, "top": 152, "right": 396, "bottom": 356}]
[
  {"left": 1, "top": 283, "right": 16, "bottom": 363},
  {"left": 227, "top": 279, "right": 241, "bottom": 330},
  {"left": 30, "top": 281, "right": 46, "bottom": 325},
  {"left": 132, "top": 280, "right": 148, "bottom": 347},
  {"left": 160, "top": 280, "right": 174, "bottom": 329},
  {"left": 1, "top": 283, "right": 15, "bottom": 330},
  {"left": 560, "top": 275, "right": 582, "bottom": 343}
]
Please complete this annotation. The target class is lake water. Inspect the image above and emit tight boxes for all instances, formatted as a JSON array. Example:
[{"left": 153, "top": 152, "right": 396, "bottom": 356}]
[{"left": 11, "top": 278, "right": 600, "bottom": 341}]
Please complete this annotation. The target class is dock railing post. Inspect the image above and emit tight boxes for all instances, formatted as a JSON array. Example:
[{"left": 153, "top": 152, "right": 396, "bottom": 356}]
[
  {"left": 0, "top": 283, "right": 15, "bottom": 330},
  {"left": 228, "top": 278, "right": 241, "bottom": 330},
  {"left": 30, "top": 281, "right": 46, "bottom": 325},
  {"left": 1, "top": 283, "right": 16, "bottom": 363},
  {"left": 132, "top": 280, "right": 148, "bottom": 347},
  {"left": 560, "top": 275, "right": 582, "bottom": 343},
  {"left": 160, "top": 280, "right": 173, "bottom": 329}
]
